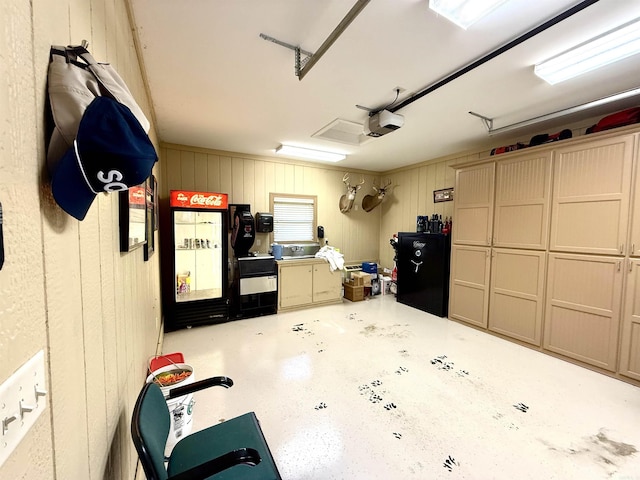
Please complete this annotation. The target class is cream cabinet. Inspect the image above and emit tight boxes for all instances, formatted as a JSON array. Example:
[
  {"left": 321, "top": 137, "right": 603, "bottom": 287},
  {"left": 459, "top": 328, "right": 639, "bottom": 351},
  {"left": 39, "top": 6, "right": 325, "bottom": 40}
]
[
  {"left": 619, "top": 259, "right": 640, "bottom": 381},
  {"left": 312, "top": 263, "right": 342, "bottom": 303},
  {"left": 493, "top": 151, "right": 552, "bottom": 250},
  {"left": 550, "top": 135, "right": 634, "bottom": 255},
  {"left": 278, "top": 263, "right": 313, "bottom": 309},
  {"left": 449, "top": 245, "right": 491, "bottom": 328},
  {"left": 449, "top": 129, "right": 640, "bottom": 384},
  {"left": 543, "top": 253, "right": 624, "bottom": 372},
  {"left": 488, "top": 249, "right": 546, "bottom": 346},
  {"left": 629, "top": 147, "right": 640, "bottom": 257},
  {"left": 452, "top": 162, "right": 495, "bottom": 246},
  {"left": 277, "top": 259, "right": 342, "bottom": 312}
]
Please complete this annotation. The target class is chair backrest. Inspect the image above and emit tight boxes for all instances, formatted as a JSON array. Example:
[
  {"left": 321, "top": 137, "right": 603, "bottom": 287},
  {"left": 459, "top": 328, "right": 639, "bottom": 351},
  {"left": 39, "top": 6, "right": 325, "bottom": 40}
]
[{"left": 131, "top": 382, "right": 171, "bottom": 480}]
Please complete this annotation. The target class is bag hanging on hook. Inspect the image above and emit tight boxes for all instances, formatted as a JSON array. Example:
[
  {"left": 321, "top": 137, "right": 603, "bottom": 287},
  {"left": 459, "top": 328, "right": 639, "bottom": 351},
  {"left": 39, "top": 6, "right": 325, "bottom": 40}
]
[
  {"left": 46, "top": 43, "right": 151, "bottom": 170},
  {"left": 46, "top": 43, "right": 156, "bottom": 220}
]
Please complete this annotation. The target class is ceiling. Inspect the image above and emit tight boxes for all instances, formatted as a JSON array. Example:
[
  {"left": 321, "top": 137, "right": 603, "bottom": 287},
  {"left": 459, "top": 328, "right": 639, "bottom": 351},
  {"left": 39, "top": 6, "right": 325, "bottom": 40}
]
[{"left": 130, "top": 0, "right": 640, "bottom": 172}]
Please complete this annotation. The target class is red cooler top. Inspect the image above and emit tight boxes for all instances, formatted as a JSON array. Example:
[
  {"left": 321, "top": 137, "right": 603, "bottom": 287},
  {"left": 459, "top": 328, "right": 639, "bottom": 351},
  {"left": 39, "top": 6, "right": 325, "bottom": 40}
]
[{"left": 170, "top": 190, "right": 228, "bottom": 210}]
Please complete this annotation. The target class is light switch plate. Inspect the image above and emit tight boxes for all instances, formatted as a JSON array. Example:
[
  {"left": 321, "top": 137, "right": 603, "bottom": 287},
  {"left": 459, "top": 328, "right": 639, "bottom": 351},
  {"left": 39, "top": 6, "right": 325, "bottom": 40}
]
[{"left": 0, "top": 350, "right": 47, "bottom": 467}]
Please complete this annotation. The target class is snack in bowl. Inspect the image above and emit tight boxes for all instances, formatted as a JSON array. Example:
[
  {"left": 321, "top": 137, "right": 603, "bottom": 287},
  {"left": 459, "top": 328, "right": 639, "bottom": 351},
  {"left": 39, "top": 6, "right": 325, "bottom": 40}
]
[{"left": 153, "top": 368, "right": 192, "bottom": 386}]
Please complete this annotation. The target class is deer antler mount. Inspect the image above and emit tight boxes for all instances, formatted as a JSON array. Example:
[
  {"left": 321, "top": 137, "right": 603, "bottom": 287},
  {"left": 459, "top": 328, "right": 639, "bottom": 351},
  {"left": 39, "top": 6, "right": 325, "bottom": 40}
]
[{"left": 339, "top": 173, "right": 365, "bottom": 213}]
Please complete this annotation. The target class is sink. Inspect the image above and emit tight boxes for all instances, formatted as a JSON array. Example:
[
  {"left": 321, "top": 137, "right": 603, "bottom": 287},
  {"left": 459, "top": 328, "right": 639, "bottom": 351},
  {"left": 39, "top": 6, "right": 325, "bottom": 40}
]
[{"left": 280, "top": 255, "right": 317, "bottom": 260}]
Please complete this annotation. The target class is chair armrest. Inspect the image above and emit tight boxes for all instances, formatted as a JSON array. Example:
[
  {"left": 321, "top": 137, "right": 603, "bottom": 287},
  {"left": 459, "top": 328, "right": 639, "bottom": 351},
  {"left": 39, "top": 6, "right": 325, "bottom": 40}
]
[
  {"left": 168, "top": 376, "right": 234, "bottom": 399},
  {"left": 168, "top": 447, "right": 261, "bottom": 480}
]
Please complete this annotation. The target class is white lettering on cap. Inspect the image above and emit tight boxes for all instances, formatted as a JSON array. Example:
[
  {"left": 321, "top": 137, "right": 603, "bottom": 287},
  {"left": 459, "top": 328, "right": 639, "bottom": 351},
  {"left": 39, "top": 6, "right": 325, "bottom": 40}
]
[
  {"left": 73, "top": 140, "right": 128, "bottom": 193},
  {"left": 97, "top": 170, "right": 127, "bottom": 191}
]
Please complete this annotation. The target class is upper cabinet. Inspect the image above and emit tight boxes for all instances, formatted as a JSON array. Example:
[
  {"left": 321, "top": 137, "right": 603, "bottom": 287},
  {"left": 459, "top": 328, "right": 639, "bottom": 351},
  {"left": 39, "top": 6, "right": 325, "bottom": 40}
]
[
  {"left": 550, "top": 135, "right": 635, "bottom": 255},
  {"left": 493, "top": 151, "right": 552, "bottom": 250},
  {"left": 629, "top": 138, "right": 640, "bottom": 257},
  {"left": 453, "top": 162, "right": 495, "bottom": 246}
]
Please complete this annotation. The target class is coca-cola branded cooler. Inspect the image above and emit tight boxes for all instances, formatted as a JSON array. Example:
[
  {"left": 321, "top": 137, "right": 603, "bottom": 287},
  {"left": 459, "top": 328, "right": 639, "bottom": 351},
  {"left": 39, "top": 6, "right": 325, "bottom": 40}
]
[{"left": 163, "top": 190, "right": 229, "bottom": 331}]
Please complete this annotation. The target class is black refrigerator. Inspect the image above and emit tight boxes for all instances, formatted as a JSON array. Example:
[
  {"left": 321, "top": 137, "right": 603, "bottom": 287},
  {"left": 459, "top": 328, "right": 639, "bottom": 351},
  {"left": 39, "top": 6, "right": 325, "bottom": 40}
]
[
  {"left": 163, "top": 190, "right": 229, "bottom": 331},
  {"left": 396, "top": 232, "right": 451, "bottom": 317}
]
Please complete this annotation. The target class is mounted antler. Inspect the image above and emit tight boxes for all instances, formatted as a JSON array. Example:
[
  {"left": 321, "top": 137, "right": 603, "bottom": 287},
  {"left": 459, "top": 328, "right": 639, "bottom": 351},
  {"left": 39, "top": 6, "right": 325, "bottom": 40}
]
[
  {"left": 362, "top": 179, "right": 393, "bottom": 212},
  {"left": 339, "top": 173, "right": 365, "bottom": 213}
]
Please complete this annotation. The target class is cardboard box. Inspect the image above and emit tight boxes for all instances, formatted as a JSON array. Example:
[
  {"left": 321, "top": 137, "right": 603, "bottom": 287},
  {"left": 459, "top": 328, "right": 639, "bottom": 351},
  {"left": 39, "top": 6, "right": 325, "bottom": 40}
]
[
  {"left": 351, "top": 271, "right": 372, "bottom": 287},
  {"left": 344, "top": 283, "right": 364, "bottom": 302}
]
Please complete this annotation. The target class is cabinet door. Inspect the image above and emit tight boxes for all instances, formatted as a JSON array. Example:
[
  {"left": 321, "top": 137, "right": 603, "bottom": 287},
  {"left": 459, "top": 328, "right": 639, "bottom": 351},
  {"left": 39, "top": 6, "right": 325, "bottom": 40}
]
[
  {"left": 489, "top": 249, "right": 546, "bottom": 346},
  {"left": 544, "top": 253, "right": 623, "bottom": 371},
  {"left": 279, "top": 264, "right": 313, "bottom": 308},
  {"left": 312, "top": 264, "right": 342, "bottom": 303},
  {"left": 550, "top": 136, "right": 634, "bottom": 255},
  {"left": 619, "top": 259, "right": 640, "bottom": 381},
  {"left": 453, "top": 163, "right": 495, "bottom": 246},
  {"left": 449, "top": 245, "right": 491, "bottom": 328},
  {"left": 494, "top": 152, "right": 552, "bottom": 250},
  {"left": 629, "top": 138, "right": 640, "bottom": 257}
]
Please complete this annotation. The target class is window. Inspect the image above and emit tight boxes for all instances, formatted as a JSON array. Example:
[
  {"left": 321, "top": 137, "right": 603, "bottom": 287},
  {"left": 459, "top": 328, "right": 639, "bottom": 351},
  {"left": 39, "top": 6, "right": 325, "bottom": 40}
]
[{"left": 270, "top": 193, "right": 317, "bottom": 243}]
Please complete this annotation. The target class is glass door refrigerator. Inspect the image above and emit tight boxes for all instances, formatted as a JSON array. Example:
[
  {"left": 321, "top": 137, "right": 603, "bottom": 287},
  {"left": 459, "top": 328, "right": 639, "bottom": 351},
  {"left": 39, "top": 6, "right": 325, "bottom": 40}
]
[{"left": 165, "top": 190, "right": 229, "bottom": 331}]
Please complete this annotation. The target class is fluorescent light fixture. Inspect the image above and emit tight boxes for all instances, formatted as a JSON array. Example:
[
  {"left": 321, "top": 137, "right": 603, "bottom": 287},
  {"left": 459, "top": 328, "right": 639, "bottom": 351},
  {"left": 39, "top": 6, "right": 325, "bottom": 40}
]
[
  {"left": 275, "top": 144, "right": 346, "bottom": 162},
  {"left": 429, "top": 0, "right": 512, "bottom": 29},
  {"left": 535, "top": 18, "right": 640, "bottom": 85}
]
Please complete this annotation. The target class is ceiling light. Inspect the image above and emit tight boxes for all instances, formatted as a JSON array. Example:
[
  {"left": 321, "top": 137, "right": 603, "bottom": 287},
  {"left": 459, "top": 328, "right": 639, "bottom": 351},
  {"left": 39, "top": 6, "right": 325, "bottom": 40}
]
[
  {"left": 275, "top": 145, "right": 346, "bottom": 162},
  {"left": 535, "top": 18, "right": 640, "bottom": 85},
  {"left": 428, "top": 0, "right": 512, "bottom": 29}
]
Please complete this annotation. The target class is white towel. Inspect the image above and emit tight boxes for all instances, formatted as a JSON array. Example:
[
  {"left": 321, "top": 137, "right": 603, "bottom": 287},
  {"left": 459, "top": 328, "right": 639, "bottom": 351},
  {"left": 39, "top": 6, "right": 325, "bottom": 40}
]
[{"left": 315, "top": 246, "right": 345, "bottom": 272}]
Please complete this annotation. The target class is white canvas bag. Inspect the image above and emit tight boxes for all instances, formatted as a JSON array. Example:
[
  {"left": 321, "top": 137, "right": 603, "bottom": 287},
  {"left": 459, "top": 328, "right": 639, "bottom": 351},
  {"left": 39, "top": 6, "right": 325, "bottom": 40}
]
[{"left": 46, "top": 45, "right": 150, "bottom": 170}]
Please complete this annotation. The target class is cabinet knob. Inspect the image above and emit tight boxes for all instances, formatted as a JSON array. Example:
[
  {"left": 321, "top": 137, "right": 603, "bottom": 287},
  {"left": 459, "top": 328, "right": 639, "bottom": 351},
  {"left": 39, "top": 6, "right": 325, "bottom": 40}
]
[
  {"left": 620, "top": 244, "right": 624, "bottom": 254},
  {"left": 630, "top": 260, "right": 633, "bottom": 273},
  {"left": 617, "top": 261, "right": 621, "bottom": 272}
]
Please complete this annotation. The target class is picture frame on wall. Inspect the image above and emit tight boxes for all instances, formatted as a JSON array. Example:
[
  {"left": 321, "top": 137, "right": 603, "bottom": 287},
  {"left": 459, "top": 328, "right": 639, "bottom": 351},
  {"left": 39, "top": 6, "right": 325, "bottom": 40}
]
[
  {"left": 144, "top": 175, "right": 156, "bottom": 261},
  {"left": 434, "top": 187, "right": 454, "bottom": 203},
  {"left": 119, "top": 182, "right": 147, "bottom": 252}
]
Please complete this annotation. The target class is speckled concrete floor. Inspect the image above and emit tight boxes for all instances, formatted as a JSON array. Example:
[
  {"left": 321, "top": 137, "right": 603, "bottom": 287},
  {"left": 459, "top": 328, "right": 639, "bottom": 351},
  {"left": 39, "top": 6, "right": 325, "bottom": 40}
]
[{"left": 162, "top": 295, "right": 640, "bottom": 479}]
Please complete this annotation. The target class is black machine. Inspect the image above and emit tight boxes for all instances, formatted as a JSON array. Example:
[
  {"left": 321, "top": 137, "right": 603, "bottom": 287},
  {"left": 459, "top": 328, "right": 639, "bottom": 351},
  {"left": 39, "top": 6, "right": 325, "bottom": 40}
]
[
  {"left": 396, "top": 232, "right": 451, "bottom": 317},
  {"left": 231, "top": 207, "right": 255, "bottom": 258},
  {"left": 229, "top": 205, "right": 277, "bottom": 319}
]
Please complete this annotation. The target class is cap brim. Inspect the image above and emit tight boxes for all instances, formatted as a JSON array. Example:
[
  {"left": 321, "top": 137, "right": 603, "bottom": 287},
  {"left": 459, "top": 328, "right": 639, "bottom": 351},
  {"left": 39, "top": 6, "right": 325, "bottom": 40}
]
[{"left": 50, "top": 145, "right": 97, "bottom": 221}]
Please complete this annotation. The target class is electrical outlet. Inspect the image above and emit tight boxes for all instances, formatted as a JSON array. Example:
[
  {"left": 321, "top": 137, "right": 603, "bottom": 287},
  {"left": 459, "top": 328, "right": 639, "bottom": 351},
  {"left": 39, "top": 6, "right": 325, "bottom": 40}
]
[
  {"left": 256, "top": 239, "right": 261, "bottom": 247},
  {"left": 0, "top": 350, "right": 47, "bottom": 467}
]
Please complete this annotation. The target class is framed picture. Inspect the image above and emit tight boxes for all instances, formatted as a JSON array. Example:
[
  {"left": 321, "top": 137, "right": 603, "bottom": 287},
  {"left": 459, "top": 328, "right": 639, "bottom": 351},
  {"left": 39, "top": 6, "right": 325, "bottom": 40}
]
[
  {"left": 434, "top": 187, "right": 454, "bottom": 203},
  {"left": 144, "top": 175, "right": 156, "bottom": 261},
  {"left": 119, "top": 183, "right": 147, "bottom": 252}
]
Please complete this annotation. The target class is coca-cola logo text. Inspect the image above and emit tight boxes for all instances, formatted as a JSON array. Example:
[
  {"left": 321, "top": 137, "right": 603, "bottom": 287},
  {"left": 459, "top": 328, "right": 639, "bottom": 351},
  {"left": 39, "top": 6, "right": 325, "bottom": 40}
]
[
  {"left": 413, "top": 241, "right": 426, "bottom": 249},
  {"left": 189, "top": 194, "right": 224, "bottom": 207}
]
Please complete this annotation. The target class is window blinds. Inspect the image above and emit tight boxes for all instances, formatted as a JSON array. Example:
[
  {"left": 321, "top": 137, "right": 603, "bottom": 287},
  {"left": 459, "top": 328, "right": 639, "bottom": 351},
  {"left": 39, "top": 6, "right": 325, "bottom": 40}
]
[{"left": 273, "top": 196, "right": 315, "bottom": 242}]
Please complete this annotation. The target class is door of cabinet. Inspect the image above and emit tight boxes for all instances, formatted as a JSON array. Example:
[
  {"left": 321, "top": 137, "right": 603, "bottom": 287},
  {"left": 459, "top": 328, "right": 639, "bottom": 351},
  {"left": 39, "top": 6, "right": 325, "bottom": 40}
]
[
  {"left": 489, "top": 249, "right": 546, "bottom": 346},
  {"left": 279, "top": 264, "right": 313, "bottom": 308},
  {"left": 629, "top": 141, "right": 640, "bottom": 257},
  {"left": 550, "top": 135, "right": 634, "bottom": 255},
  {"left": 543, "top": 253, "right": 623, "bottom": 371},
  {"left": 312, "top": 264, "right": 342, "bottom": 303},
  {"left": 619, "top": 259, "right": 640, "bottom": 381},
  {"left": 449, "top": 245, "right": 491, "bottom": 328},
  {"left": 453, "top": 163, "right": 495, "bottom": 246},
  {"left": 493, "top": 152, "right": 552, "bottom": 250}
]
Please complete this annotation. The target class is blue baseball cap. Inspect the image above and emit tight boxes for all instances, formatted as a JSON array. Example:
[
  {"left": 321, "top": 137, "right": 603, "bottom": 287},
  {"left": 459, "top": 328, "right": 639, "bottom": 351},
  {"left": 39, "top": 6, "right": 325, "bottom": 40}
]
[{"left": 50, "top": 96, "right": 157, "bottom": 220}]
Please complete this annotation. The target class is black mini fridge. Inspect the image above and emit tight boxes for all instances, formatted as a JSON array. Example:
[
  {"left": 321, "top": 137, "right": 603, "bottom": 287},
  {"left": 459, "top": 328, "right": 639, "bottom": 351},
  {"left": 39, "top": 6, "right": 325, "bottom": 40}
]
[{"left": 396, "top": 232, "right": 451, "bottom": 317}]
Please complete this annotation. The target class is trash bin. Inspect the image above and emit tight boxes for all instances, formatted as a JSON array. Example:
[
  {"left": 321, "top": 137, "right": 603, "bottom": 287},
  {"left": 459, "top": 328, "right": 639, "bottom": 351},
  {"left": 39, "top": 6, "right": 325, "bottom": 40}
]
[{"left": 146, "top": 356, "right": 195, "bottom": 455}]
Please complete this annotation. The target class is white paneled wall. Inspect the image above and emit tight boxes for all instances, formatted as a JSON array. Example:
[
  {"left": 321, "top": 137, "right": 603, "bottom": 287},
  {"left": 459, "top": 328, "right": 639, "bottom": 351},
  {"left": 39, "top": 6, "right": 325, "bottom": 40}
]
[
  {"left": 161, "top": 144, "right": 473, "bottom": 274},
  {"left": 0, "top": 0, "right": 162, "bottom": 479},
  {"left": 160, "top": 145, "right": 382, "bottom": 264}
]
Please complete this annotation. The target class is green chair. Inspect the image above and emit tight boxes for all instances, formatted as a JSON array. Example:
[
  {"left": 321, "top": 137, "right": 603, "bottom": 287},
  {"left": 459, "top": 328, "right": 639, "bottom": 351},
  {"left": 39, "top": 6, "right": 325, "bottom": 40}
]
[{"left": 131, "top": 376, "right": 282, "bottom": 480}]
